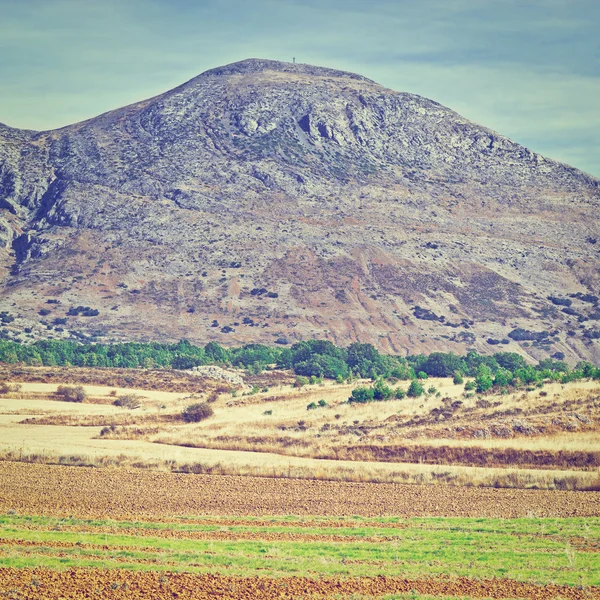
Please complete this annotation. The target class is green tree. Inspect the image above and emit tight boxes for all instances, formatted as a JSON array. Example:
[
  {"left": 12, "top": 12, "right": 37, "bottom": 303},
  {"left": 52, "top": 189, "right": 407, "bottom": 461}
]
[
  {"left": 407, "top": 380, "right": 424, "bottom": 398},
  {"left": 349, "top": 386, "right": 375, "bottom": 403},
  {"left": 372, "top": 379, "right": 393, "bottom": 400},
  {"left": 493, "top": 352, "right": 527, "bottom": 372},
  {"left": 475, "top": 365, "right": 494, "bottom": 393},
  {"left": 204, "top": 342, "right": 230, "bottom": 363},
  {"left": 420, "top": 352, "right": 465, "bottom": 377},
  {"left": 493, "top": 368, "right": 513, "bottom": 387}
]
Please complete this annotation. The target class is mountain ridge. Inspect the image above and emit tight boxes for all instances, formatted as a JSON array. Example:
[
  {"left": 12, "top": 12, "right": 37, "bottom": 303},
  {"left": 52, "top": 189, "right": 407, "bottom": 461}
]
[{"left": 0, "top": 58, "right": 599, "bottom": 362}]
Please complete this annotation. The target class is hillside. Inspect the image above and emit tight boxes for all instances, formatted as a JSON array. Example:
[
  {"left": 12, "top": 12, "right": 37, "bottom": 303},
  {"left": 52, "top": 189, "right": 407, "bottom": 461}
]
[{"left": 0, "top": 58, "right": 599, "bottom": 362}]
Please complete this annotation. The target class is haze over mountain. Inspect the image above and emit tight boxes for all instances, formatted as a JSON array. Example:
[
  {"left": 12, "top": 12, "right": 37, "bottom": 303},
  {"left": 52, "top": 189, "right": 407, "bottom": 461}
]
[{"left": 0, "top": 58, "right": 599, "bottom": 362}]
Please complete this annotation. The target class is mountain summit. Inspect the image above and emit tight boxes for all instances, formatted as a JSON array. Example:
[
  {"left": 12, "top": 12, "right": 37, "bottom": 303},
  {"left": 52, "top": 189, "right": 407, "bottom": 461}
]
[{"left": 1, "top": 59, "right": 599, "bottom": 361}]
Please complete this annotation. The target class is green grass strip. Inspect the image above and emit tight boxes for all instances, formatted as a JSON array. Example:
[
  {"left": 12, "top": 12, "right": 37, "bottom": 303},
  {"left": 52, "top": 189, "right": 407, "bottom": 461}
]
[{"left": 1, "top": 514, "right": 598, "bottom": 586}]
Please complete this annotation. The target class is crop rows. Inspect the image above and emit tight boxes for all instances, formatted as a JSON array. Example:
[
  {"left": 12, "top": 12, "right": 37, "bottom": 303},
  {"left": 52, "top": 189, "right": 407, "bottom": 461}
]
[
  {"left": 1, "top": 462, "right": 600, "bottom": 519},
  {"left": 1, "top": 569, "right": 598, "bottom": 599},
  {"left": 0, "top": 512, "right": 599, "bottom": 598}
]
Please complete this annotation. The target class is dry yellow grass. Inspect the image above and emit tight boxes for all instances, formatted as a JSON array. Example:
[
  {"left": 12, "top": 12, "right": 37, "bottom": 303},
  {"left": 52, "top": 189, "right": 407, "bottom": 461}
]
[{"left": 1, "top": 376, "right": 598, "bottom": 489}]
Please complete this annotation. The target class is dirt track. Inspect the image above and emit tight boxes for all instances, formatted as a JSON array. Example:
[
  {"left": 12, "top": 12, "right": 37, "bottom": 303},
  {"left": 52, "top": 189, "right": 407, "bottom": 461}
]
[
  {"left": 0, "top": 569, "right": 598, "bottom": 599},
  {"left": 1, "top": 461, "right": 599, "bottom": 518}
]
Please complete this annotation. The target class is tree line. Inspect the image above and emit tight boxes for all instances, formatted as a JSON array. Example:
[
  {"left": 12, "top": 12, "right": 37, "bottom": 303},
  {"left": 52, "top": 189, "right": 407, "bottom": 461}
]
[{"left": 0, "top": 338, "right": 598, "bottom": 383}]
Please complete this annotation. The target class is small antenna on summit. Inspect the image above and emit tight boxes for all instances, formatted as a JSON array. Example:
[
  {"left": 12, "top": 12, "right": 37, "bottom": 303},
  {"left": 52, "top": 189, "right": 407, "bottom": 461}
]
[{"left": 292, "top": 57, "right": 296, "bottom": 64}]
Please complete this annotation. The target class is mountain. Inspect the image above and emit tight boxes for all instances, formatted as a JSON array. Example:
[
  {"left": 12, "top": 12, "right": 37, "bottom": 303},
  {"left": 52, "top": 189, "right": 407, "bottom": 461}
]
[{"left": 1, "top": 58, "right": 599, "bottom": 362}]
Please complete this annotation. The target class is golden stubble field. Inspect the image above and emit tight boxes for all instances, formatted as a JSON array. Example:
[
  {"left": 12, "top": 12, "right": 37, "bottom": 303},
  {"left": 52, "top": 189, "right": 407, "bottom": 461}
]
[{"left": 0, "top": 368, "right": 599, "bottom": 489}]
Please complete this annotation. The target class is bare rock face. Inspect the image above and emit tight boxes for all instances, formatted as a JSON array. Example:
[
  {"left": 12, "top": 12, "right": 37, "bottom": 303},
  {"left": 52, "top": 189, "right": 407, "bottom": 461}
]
[
  {"left": 0, "top": 58, "right": 599, "bottom": 362},
  {"left": 190, "top": 365, "right": 245, "bottom": 387}
]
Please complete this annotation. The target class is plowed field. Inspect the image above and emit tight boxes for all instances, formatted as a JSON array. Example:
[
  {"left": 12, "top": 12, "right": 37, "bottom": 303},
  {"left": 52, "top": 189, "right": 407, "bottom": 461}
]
[
  {"left": 1, "top": 512, "right": 599, "bottom": 594},
  {"left": 1, "top": 569, "right": 598, "bottom": 599},
  {"left": 1, "top": 462, "right": 599, "bottom": 518},
  {"left": 1, "top": 462, "right": 599, "bottom": 598}
]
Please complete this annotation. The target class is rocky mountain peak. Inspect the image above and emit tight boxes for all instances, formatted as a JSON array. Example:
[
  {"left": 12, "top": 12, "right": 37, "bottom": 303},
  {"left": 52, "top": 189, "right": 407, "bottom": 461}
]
[
  {"left": 195, "top": 57, "right": 376, "bottom": 82},
  {"left": 0, "top": 59, "right": 599, "bottom": 362}
]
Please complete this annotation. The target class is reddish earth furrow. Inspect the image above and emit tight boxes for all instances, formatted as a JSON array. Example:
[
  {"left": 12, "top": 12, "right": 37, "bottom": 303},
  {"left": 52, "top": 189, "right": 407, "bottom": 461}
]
[
  {"left": 0, "top": 569, "right": 598, "bottom": 599},
  {"left": 1, "top": 462, "right": 599, "bottom": 519}
]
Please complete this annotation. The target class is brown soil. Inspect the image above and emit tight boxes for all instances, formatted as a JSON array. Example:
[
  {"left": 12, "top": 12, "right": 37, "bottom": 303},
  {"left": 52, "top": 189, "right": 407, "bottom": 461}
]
[
  {"left": 0, "top": 568, "right": 598, "bottom": 599},
  {"left": 1, "top": 462, "right": 599, "bottom": 519}
]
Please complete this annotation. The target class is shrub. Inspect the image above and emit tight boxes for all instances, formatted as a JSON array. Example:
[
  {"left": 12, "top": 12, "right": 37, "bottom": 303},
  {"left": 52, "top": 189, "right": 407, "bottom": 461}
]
[
  {"left": 307, "top": 402, "right": 318, "bottom": 410},
  {"left": 318, "top": 399, "right": 327, "bottom": 407},
  {"left": 294, "top": 376, "right": 309, "bottom": 388},
  {"left": 464, "top": 380, "right": 476, "bottom": 391},
  {"left": 349, "top": 386, "right": 375, "bottom": 403},
  {"left": 56, "top": 385, "right": 87, "bottom": 402},
  {"left": 453, "top": 371, "right": 464, "bottom": 385},
  {"left": 0, "top": 382, "right": 20, "bottom": 394},
  {"left": 407, "top": 380, "right": 424, "bottom": 398},
  {"left": 263, "top": 409, "right": 273, "bottom": 415},
  {"left": 394, "top": 388, "right": 406, "bottom": 399},
  {"left": 475, "top": 365, "right": 494, "bottom": 393},
  {"left": 373, "top": 379, "right": 393, "bottom": 400},
  {"left": 182, "top": 402, "right": 214, "bottom": 423},
  {"left": 113, "top": 394, "right": 141, "bottom": 409},
  {"left": 416, "top": 371, "right": 428, "bottom": 380},
  {"left": 493, "top": 368, "right": 513, "bottom": 387}
]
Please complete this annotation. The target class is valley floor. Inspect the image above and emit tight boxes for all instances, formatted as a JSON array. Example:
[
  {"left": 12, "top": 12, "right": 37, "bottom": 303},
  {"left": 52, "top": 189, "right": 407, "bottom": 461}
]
[
  {"left": 1, "top": 368, "right": 599, "bottom": 597},
  {"left": 0, "top": 463, "right": 599, "bottom": 599}
]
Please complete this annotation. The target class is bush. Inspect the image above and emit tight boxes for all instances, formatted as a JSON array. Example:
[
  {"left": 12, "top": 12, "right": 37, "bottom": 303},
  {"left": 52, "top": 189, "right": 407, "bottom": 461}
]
[
  {"left": 182, "top": 402, "right": 214, "bottom": 423},
  {"left": 453, "top": 371, "right": 464, "bottom": 385},
  {"left": 294, "top": 376, "right": 309, "bottom": 388},
  {"left": 407, "top": 380, "right": 424, "bottom": 398},
  {"left": 113, "top": 394, "right": 141, "bottom": 409},
  {"left": 318, "top": 399, "right": 327, "bottom": 407},
  {"left": 394, "top": 388, "right": 406, "bottom": 399},
  {"left": 475, "top": 365, "right": 494, "bottom": 393},
  {"left": 0, "top": 382, "right": 21, "bottom": 394},
  {"left": 464, "top": 380, "right": 476, "bottom": 391},
  {"left": 373, "top": 379, "right": 393, "bottom": 400},
  {"left": 307, "top": 402, "right": 318, "bottom": 410},
  {"left": 349, "top": 386, "right": 375, "bottom": 403},
  {"left": 416, "top": 371, "right": 429, "bottom": 380},
  {"left": 56, "top": 385, "right": 87, "bottom": 402}
]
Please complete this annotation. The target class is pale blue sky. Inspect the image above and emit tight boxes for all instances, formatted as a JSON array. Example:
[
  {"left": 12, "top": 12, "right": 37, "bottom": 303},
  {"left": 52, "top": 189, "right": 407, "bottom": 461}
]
[{"left": 0, "top": 0, "right": 598, "bottom": 176}]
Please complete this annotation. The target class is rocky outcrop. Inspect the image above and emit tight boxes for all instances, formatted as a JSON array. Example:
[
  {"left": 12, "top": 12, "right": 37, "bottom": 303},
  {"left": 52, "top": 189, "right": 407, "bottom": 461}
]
[
  {"left": 0, "top": 58, "right": 599, "bottom": 362},
  {"left": 189, "top": 365, "right": 245, "bottom": 386}
]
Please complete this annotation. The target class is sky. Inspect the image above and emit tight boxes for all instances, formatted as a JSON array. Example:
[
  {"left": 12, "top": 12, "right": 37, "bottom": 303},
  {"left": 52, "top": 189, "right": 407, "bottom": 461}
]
[{"left": 0, "top": 0, "right": 598, "bottom": 177}]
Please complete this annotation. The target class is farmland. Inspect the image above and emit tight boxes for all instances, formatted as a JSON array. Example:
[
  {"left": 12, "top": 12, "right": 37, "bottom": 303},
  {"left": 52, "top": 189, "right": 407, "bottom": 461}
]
[
  {"left": 0, "top": 365, "right": 599, "bottom": 598},
  {"left": 0, "top": 469, "right": 599, "bottom": 598},
  {"left": 1, "top": 366, "right": 599, "bottom": 489}
]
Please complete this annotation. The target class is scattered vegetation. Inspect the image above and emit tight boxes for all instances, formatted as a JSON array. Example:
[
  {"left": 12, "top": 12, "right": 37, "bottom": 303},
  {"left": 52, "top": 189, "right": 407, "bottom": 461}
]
[
  {"left": 0, "top": 382, "right": 21, "bottom": 394},
  {"left": 181, "top": 402, "right": 214, "bottom": 423},
  {"left": 113, "top": 393, "right": 141, "bottom": 410},
  {"left": 55, "top": 385, "right": 87, "bottom": 403}
]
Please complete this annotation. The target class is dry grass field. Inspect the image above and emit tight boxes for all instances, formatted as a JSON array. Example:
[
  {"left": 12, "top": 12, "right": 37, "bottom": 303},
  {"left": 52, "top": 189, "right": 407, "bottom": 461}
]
[
  {"left": 1, "top": 365, "right": 599, "bottom": 598},
  {"left": 1, "top": 368, "right": 598, "bottom": 489}
]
